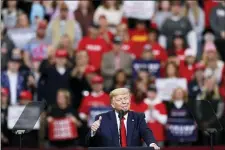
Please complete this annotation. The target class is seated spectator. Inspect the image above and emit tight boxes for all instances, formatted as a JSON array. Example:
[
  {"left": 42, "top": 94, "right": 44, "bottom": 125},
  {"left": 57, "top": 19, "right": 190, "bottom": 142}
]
[
  {"left": 196, "top": 76, "right": 224, "bottom": 145},
  {"left": 110, "top": 69, "right": 130, "bottom": 92},
  {"left": 7, "top": 12, "right": 35, "bottom": 49},
  {"left": 166, "top": 87, "right": 194, "bottom": 146},
  {"left": 202, "top": 42, "right": 224, "bottom": 83},
  {"left": 47, "top": 89, "right": 81, "bottom": 148},
  {"left": 1, "top": 56, "right": 26, "bottom": 105},
  {"left": 46, "top": 2, "right": 82, "bottom": 48},
  {"left": 101, "top": 36, "right": 132, "bottom": 91},
  {"left": 74, "top": 0, "right": 94, "bottom": 36},
  {"left": 78, "top": 75, "right": 110, "bottom": 122},
  {"left": 160, "top": 1, "right": 197, "bottom": 53},
  {"left": 154, "top": 0, "right": 172, "bottom": 30},
  {"left": 144, "top": 84, "right": 167, "bottom": 147},
  {"left": 184, "top": 0, "right": 205, "bottom": 58},
  {"left": 39, "top": 50, "right": 72, "bottom": 106},
  {"left": 1, "top": 88, "right": 10, "bottom": 148},
  {"left": 93, "top": 0, "right": 123, "bottom": 34},
  {"left": 2, "top": 0, "right": 22, "bottom": 29},
  {"left": 70, "top": 51, "right": 92, "bottom": 109},
  {"left": 23, "top": 20, "right": 50, "bottom": 68},
  {"left": 179, "top": 48, "right": 196, "bottom": 83},
  {"left": 78, "top": 23, "right": 108, "bottom": 71},
  {"left": 188, "top": 62, "right": 205, "bottom": 101},
  {"left": 210, "top": 1, "right": 225, "bottom": 62}
]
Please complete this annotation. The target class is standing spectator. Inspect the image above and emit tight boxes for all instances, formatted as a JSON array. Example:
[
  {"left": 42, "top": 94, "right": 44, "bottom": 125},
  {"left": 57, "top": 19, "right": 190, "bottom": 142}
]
[
  {"left": 202, "top": 42, "right": 224, "bottom": 83},
  {"left": 140, "top": 44, "right": 155, "bottom": 61},
  {"left": 179, "top": 48, "right": 196, "bottom": 83},
  {"left": 70, "top": 51, "right": 92, "bottom": 109},
  {"left": 160, "top": 1, "right": 197, "bottom": 53},
  {"left": 93, "top": 0, "right": 123, "bottom": 34},
  {"left": 47, "top": 89, "right": 81, "bottom": 148},
  {"left": 1, "top": 56, "right": 26, "bottom": 105},
  {"left": 7, "top": 13, "right": 35, "bottom": 49},
  {"left": 196, "top": 76, "right": 224, "bottom": 145},
  {"left": 164, "top": 61, "right": 179, "bottom": 78},
  {"left": 184, "top": 0, "right": 205, "bottom": 59},
  {"left": 30, "top": 0, "right": 45, "bottom": 29},
  {"left": 74, "top": 0, "right": 94, "bottom": 36},
  {"left": 204, "top": 0, "right": 218, "bottom": 29},
  {"left": 39, "top": 50, "right": 72, "bottom": 106},
  {"left": 23, "top": 20, "right": 50, "bottom": 68},
  {"left": 154, "top": 0, "right": 172, "bottom": 30},
  {"left": 210, "top": 1, "right": 225, "bottom": 62},
  {"left": 78, "top": 24, "right": 108, "bottom": 71},
  {"left": 78, "top": 75, "right": 110, "bottom": 121},
  {"left": 2, "top": 0, "right": 22, "bottom": 29},
  {"left": 101, "top": 36, "right": 133, "bottom": 91},
  {"left": 1, "top": 88, "right": 10, "bottom": 148},
  {"left": 46, "top": 2, "right": 82, "bottom": 48},
  {"left": 144, "top": 85, "right": 167, "bottom": 147},
  {"left": 188, "top": 62, "right": 205, "bottom": 101},
  {"left": 166, "top": 87, "right": 194, "bottom": 146}
]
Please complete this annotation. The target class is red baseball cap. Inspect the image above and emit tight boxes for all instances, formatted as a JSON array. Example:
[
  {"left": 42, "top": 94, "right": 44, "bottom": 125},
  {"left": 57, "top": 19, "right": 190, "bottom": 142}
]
[
  {"left": 91, "top": 75, "right": 104, "bottom": 84},
  {"left": 20, "top": 91, "right": 33, "bottom": 100},
  {"left": 1, "top": 88, "right": 9, "bottom": 96},
  {"left": 85, "top": 65, "right": 97, "bottom": 75},
  {"left": 55, "top": 49, "right": 68, "bottom": 58}
]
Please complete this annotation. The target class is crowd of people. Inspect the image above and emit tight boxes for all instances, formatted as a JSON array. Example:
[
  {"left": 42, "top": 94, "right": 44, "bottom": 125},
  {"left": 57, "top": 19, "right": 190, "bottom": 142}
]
[{"left": 1, "top": 0, "right": 225, "bottom": 148}]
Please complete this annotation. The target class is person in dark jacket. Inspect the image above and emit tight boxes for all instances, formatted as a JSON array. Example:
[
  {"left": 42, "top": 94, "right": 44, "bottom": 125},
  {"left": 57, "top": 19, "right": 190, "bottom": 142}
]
[{"left": 39, "top": 49, "right": 72, "bottom": 106}]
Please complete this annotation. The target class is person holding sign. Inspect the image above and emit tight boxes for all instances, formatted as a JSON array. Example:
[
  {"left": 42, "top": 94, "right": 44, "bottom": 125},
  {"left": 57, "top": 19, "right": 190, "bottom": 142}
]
[
  {"left": 86, "top": 88, "right": 160, "bottom": 150},
  {"left": 47, "top": 89, "right": 81, "bottom": 148}
]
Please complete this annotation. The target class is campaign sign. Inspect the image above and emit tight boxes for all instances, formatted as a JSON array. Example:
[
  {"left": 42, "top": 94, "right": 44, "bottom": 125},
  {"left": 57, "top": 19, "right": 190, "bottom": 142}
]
[
  {"left": 166, "top": 118, "right": 197, "bottom": 142},
  {"left": 132, "top": 60, "right": 161, "bottom": 78},
  {"left": 48, "top": 117, "right": 78, "bottom": 141},
  {"left": 88, "top": 107, "right": 112, "bottom": 127}
]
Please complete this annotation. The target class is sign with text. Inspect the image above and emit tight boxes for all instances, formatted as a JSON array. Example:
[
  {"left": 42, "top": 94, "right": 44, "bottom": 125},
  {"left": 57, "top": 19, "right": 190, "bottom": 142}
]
[
  {"left": 132, "top": 60, "right": 161, "bottom": 78},
  {"left": 166, "top": 118, "right": 197, "bottom": 142},
  {"left": 88, "top": 107, "right": 112, "bottom": 127},
  {"left": 155, "top": 78, "right": 187, "bottom": 101},
  {"left": 8, "top": 105, "right": 40, "bottom": 129},
  {"left": 48, "top": 117, "right": 78, "bottom": 141}
]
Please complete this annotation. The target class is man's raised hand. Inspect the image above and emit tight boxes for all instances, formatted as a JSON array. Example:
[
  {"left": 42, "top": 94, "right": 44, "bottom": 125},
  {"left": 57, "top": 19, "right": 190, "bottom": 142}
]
[{"left": 91, "top": 116, "right": 102, "bottom": 132}]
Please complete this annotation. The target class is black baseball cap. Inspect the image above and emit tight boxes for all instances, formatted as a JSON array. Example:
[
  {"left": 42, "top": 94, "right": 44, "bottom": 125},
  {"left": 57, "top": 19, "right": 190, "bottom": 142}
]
[
  {"left": 9, "top": 56, "right": 22, "bottom": 63},
  {"left": 148, "top": 84, "right": 157, "bottom": 92},
  {"left": 113, "top": 36, "right": 122, "bottom": 44}
]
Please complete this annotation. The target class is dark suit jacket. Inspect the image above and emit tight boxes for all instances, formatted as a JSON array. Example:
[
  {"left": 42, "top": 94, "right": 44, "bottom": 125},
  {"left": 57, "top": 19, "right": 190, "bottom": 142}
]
[{"left": 86, "top": 110, "right": 156, "bottom": 147}]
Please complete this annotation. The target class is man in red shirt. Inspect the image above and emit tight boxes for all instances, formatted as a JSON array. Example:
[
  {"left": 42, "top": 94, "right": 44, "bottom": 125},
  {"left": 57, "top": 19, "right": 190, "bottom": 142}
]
[
  {"left": 79, "top": 75, "right": 110, "bottom": 122},
  {"left": 78, "top": 24, "right": 108, "bottom": 71}
]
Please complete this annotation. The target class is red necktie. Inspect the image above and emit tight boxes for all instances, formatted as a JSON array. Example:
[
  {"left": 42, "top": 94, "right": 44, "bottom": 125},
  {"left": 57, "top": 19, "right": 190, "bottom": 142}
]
[{"left": 120, "top": 117, "right": 127, "bottom": 147}]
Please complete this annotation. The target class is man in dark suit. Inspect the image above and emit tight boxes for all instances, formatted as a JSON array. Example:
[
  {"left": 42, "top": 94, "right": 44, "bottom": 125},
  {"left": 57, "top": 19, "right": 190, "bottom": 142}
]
[{"left": 86, "top": 88, "right": 160, "bottom": 149}]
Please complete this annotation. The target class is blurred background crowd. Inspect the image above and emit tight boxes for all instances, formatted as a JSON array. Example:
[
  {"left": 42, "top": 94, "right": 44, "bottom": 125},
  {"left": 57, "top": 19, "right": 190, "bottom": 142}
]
[{"left": 1, "top": 0, "right": 225, "bottom": 149}]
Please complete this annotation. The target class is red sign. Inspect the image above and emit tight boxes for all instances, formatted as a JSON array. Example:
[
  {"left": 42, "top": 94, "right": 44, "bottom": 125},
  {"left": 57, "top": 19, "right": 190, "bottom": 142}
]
[{"left": 48, "top": 117, "right": 78, "bottom": 141}]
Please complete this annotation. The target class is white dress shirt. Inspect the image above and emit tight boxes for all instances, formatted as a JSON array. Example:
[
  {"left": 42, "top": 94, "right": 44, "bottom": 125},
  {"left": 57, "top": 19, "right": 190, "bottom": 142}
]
[{"left": 7, "top": 71, "right": 18, "bottom": 105}]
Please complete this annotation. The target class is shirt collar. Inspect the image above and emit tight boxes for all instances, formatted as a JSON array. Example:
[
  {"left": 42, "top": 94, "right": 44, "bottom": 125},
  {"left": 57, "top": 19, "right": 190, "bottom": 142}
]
[{"left": 115, "top": 110, "right": 128, "bottom": 120}]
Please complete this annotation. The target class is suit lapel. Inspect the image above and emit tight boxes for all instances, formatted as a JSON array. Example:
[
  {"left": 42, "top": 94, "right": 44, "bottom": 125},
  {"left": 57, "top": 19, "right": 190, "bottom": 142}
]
[
  {"left": 127, "top": 111, "right": 135, "bottom": 146},
  {"left": 109, "top": 110, "right": 120, "bottom": 147}
]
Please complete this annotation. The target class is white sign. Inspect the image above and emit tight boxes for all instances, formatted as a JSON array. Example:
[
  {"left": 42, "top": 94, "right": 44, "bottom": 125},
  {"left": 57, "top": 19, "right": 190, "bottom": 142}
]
[
  {"left": 7, "top": 105, "right": 40, "bottom": 129},
  {"left": 155, "top": 78, "right": 187, "bottom": 101}
]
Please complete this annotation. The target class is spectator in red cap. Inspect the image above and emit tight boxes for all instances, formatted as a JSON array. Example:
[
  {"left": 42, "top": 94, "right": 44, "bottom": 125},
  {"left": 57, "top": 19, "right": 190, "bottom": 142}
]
[
  {"left": 19, "top": 90, "right": 33, "bottom": 105},
  {"left": 179, "top": 48, "right": 197, "bottom": 83},
  {"left": 70, "top": 51, "right": 92, "bottom": 109},
  {"left": 24, "top": 20, "right": 50, "bottom": 67},
  {"left": 188, "top": 62, "right": 205, "bottom": 101},
  {"left": 39, "top": 49, "right": 72, "bottom": 106},
  {"left": 202, "top": 42, "right": 224, "bottom": 83},
  {"left": 78, "top": 23, "right": 108, "bottom": 71},
  {"left": 1, "top": 88, "right": 10, "bottom": 147},
  {"left": 79, "top": 75, "right": 110, "bottom": 122}
]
